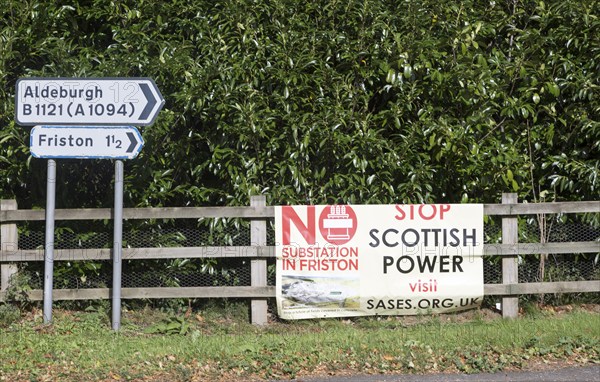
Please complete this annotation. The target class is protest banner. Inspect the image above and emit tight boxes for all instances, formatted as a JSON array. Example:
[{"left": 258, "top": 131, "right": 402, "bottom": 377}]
[{"left": 275, "top": 204, "right": 484, "bottom": 320}]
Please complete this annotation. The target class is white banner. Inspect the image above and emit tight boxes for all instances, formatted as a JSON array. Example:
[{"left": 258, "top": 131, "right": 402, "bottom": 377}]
[{"left": 275, "top": 204, "right": 484, "bottom": 320}]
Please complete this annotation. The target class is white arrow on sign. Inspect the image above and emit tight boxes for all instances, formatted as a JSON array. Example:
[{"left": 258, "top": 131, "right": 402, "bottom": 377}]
[
  {"left": 16, "top": 77, "right": 164, "bottom": 126},
  {"left": 30, "top": 126, "right": 144, "bottom": 159}
]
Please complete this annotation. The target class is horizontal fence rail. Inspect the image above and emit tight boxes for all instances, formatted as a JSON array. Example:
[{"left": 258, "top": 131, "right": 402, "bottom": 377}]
[
  {"left": 5, "top": 281, "right": 600, "bottom": 302},
  {"left": 0, "top": 206, "right": 275, "bottom": 222},
  {"left": 1, "top": 246, "right": 276, "bottom": 262},
  {"left": 3, "top": 202, "right": 599, "bottom": 223},
  {"left": 2, "top": 243, "right": 599, "bottom": 262},
  {"left": 21, "top": 286, "right": 276, "bottom": 301},
  {"left": 1, "top": 196, "right": 599, "bottom": 321}
]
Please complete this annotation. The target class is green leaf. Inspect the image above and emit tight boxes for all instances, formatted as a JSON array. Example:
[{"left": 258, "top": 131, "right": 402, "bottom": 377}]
[
  {"left": 546, "top": 83, "right": 560, "bottom": 97},
  {"left": 512, "top": 179, "right": 520, "bottom": 191}
]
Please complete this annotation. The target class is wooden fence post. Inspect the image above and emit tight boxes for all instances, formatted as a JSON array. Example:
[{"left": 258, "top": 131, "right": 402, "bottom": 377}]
[
  {"left": 1, "top": 200, "right": 19, "bottom": 294},
  {"left": 502, "top": 193, "right": 519, "bottom": 318},
  {"left": 250, "top": 195, "right": 268, "bottom": 325}
]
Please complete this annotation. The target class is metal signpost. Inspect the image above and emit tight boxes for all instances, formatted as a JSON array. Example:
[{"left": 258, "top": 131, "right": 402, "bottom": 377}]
[
  {"left": 112, "top": 160, "right": 124, "bottom": 330},
  {"left": 15, "top": 77, "right": 164, "bottom": 329},
  {"left": 43, "top": 160, "right": 56, "bottom": 323}
]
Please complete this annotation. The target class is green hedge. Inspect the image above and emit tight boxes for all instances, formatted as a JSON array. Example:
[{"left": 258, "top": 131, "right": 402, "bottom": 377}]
[{"left": 1, "top": 0, "right": 598, "bottom": 208}]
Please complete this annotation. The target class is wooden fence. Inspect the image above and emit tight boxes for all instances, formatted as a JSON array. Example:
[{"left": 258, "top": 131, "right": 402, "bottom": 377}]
[{"left": 1, "top": 194, "right": 599, "bottom": 324}]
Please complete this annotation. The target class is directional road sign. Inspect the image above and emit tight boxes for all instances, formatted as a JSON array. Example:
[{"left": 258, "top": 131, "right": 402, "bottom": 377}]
[
  {"left": 30, "top": 125, "right": 144, "bottom": 159},
  {"left": 16, "top": 77, "right": 164, "bottom": 126}
]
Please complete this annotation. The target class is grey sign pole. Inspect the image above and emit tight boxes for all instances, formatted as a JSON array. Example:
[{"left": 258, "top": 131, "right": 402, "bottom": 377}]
[
  {"left": 112, "top": 160, "right": 124, "bottom": 330},
  {"left": 43, "top": 159, "right": 56, "bottom": 323}
]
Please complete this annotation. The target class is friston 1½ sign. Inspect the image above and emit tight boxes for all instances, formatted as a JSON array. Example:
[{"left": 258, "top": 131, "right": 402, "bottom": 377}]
[
  {"left": 15, "top": 77, "right": 164, "bottom": 126},
  {"left": 30, "top": 125, "right": 144, "bottom": 159}
]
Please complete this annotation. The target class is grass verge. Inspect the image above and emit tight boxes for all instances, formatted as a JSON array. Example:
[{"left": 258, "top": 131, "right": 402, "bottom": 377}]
[{"left": 0, "top": 304, "right": 598, "bottom": 381}]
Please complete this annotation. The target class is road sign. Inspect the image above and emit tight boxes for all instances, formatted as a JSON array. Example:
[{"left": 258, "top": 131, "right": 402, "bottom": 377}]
[
  {"left": 16, "top": 77, "right": 164, "bottom": 126},
  {"left": 30, "top": 125, "right": 144, "bottom": 159}
]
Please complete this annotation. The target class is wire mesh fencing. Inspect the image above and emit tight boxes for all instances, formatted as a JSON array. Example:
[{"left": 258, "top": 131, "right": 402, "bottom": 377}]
[
  {"left": 10, "top": 212, "right": 600, "bottom": 292},
  {"left": 483, "top": 214, "right": 599, "bottom": 284}
]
